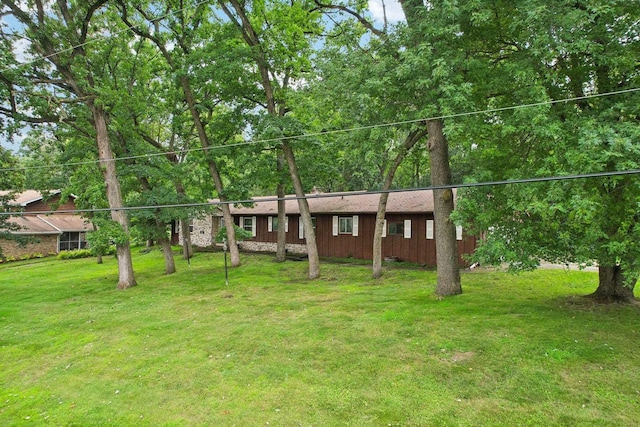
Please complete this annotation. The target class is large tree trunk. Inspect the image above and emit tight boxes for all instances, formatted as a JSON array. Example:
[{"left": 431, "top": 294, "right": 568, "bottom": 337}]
[
  {"left": 282, "top": 141, "right": 320, "bottom": 279},
  {"left": 372, "top": 191, "right": 390, "bottom": 279},
  {"left": 180, "top": 76, "right": 241, "bottom": 268},
  {"left": 155, "top": 217, "right": 176, "bottom": 275},
  {"left": 275, "top": 150, "right": 286, "bottom": 262},
  {"left": 91, "top": 103, "right": 136, "bottom": 289},
  {"left": 590, "top": 265, "right": 636, "bottom": 303},
  {"left": 158, "top": 235, "right": 176, "bottom": 275},
  {"left": 428, "top": 119, "right": 461, "bottom": 297},
  {"left": 180, "top": 218, "right": 193, "bottom": 260},
  {"left": 372, "top": 129, "right": 425, "bottom": 279},
  {"left": 91, "top": 220, "right": 103, "bottom": 264}
]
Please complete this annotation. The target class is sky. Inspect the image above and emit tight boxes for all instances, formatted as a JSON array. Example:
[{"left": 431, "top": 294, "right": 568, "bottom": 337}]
[
  {"left": 0, "top": 1, "right": 406, "bottom": 154},
  {"left": 368, "top": 0, "right": 406, "bottom": 24}
]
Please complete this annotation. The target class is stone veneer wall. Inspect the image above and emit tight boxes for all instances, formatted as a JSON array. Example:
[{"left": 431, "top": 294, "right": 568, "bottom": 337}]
[
  {"left": 238, "top": 240, "right": 307, "bottom": 255},
  {"left": 1, "top": 235, "right": 58, "bottom": 259},
  {"left": 179, "top": 217, "right": 214, "bottom": 248}
]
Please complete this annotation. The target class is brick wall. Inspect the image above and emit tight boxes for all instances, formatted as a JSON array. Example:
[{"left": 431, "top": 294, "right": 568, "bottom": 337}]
[{"left": 1, "top": 235, "right": 58, "bottom": 259}]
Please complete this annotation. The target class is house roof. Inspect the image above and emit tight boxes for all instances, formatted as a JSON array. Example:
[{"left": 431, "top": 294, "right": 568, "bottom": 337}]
[
  {"left": 1, "top": 190, "right": 90, "bottom": 235},
  {"left": 0, "top": 190, "right": 63, "bottom": 207},
  {"left": 228, "top": 189, "right": 449, "bottom": 216},
  {"left": 5, "top": 214, "right": 92, "bottom": 235}
]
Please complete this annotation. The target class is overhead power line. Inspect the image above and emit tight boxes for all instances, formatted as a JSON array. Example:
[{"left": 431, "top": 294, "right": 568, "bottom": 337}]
[
  {"left": 2, "top": 86, "right": 639, "bottom": 173},
  {"left": 2, "top": 168, "right": 639, "bottom": 217}
]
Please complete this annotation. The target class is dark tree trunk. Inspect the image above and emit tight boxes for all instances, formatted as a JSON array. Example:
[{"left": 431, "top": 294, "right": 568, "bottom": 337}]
[
  {"left": 275, "top": 150, "right": 286, "bottom": 262},
  {"left": 428, "top": 119, "right": 461, "bottom": 297},
  {"left": 590, "top": 265, "right": 636, "bottom": 303},
  {"left": 180, "top": 218, "right": 193, "bottom": 260},
  {"left": 372, "top": 192, "right": 390, "bottom": 279},
  {"left": 372, "top": 129, "right": 425, "bottom": 279},
  {"left": 282, "top": 141, "right": 320, "bottom": 279},
  {"left": 158, "top": 235, "right": 176, "bottom": 275}
]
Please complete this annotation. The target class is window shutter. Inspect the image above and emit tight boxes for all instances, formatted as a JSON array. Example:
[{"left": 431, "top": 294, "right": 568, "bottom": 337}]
[
  {"left": 332, "top": 216, "right": 339, "bottom": 236},
  {"left": 352, "top": 215, "right": 359, "bottom": 237},
  {"left": 382, "top": 219, "right": 387, "bottom": 238},
  {"left": 285, "top": 216, "right": 289, "bottom": 233},
  {"left": 268, "top": 216, "right": 273, "bottom": 232},
  {"left": 426, "top": 220, "right": 434, "bottom": 240},
  {"left": 456, "top": 225, "right": 463, "bottom": 241},
  {"left": 299, "top": 218, "right": 304, "bottom": 239},
  {"left": 404, "top": 219, "right": 412, "bottom": 239},
  {"left": 252, "top": 216, "right": 257, "bottom": 237}
]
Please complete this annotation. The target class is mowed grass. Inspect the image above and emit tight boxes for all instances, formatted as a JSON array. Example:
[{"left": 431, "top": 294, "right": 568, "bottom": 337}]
[{"left": 1, "top": 250, "right": 640, "bottom": 426}]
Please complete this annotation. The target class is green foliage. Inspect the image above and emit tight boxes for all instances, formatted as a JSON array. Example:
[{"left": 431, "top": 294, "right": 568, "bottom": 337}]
[
  {"left": 215, "top": 224, "right": 252, "bottom": 244},
  {"left": 86, "top": 219, "right": 129, "bottom": 253},
  {"left": 0, "top": 147, "right": 24, "bottom": 190},
  {"left": 56, "top": 249, "right": 93, "bottom": 260},
  {"left": 453, "top": 1, "right": 640, "bottom": 287}
]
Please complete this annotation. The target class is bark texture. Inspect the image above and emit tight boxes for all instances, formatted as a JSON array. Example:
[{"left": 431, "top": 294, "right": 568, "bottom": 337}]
[
  {"left": 428, "top": 119, "right": 461, "bottom": 296},
  {"left": 590, "top": 265, "right": 636, "bottom": 303},
  {"left": 275, "top": 151, "right": 286, "bottom": 262},
  {"left": 92, "top": 103, "right": 137, "bottom": 289},
  {"left": 180, "top": 218, "right": 193, "bottom": 260},
  {"left": 371, "top": 129, "right": 425, "bottom": 279},
  {"left": 159, "top": 235, "right": 176, "bottom": 275},
  {"left": 282, "top": 142, "right": 320, "bottom": 279}
]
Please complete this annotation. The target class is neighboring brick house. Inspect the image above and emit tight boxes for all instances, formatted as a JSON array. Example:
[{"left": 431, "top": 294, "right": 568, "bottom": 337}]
[
  {"left": 0, "top": 190, "right": 92, "bottom": 259},
  {"left": 180, "top": 189, "right": 477, "bottom": 267}
]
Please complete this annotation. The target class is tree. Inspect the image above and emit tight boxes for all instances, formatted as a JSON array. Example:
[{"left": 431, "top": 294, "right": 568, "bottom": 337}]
[
  {"left": 0, "top": 149, "right": 25, "bottom": 258},
  {"left": 116, "top": 0, "right": 248, "bottom": 268},
  {"left": 0, "top": 0, "right": 136, "bottom": 288},
  {"left": 220, "top": 0, "right": 324, "bottom": 279},
  {"left": 454, "top": 0, "right": 640, "bottom": 302}
]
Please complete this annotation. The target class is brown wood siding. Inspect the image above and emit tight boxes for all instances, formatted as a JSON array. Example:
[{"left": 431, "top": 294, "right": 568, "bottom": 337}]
[{"left": 236, "top": 213, "right": 477, "bottom": 267}]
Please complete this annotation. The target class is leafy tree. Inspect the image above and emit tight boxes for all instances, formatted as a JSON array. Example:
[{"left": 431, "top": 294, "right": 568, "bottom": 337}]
[
  {"left": 0, "top": 0, "right": 136, "bottom": 289},
  {"left": 219, "top": 0, "right": 324, "bottom": 278},
  {"left": 0, "top": 149, "right": 25, "bottom": 258},
  {"left": 455, "top": 0, "right": 640, "bottom": 302},
  {"left": 0, "top": 146, "right": 23, "bottom": 190},
  {"left": 116, "top": 0, "right": 247, "bottom": 269}
]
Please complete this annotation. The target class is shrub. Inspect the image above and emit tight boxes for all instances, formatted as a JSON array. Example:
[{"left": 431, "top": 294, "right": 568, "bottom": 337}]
[{"left": 57, "top": 249, "right": 93, "bottom": 260}]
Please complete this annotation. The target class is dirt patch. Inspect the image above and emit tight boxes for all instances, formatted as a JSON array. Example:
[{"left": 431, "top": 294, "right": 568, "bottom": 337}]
[{"left": 450, "top": 351, "right": 475, "bottom": 363}]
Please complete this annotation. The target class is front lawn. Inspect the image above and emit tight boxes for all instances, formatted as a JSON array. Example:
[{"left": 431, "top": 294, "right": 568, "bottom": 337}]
[{"left": 1, "top": 250, "right": 639, "bottom": 425}]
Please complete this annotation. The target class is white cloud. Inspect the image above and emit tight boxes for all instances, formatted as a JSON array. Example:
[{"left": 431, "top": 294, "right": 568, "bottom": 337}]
[{"left": 368, "top": 0, "right": 406, "bottom": 24}]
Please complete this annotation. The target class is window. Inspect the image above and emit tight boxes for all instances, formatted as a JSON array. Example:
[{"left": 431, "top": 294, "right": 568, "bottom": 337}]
[
  {"left": 333, "top": 215, "right": 358, "bottom": 236},
  {"left": 339, "top": 217, "right": 353, "bottom": 234},
  {"left": 59, "top": 232, "right": 87, "bottom": 251},
  {"left": 241, "top": 217, "right": 253, "bottom": 232},
  {"left": 268, "top": 216, "right": 289, "bottom": 232},
  {"left": 426, "top": 220, "right": 434, "bottom": 240},
  {"left": 298, "top": 217, "right": 316, "bottom": 239},
  {"left": 388, "top": 222, "right": 404, "bottom": 236},
  {"left": 239, "top": 216, "right": 257, "bottom": 237}
]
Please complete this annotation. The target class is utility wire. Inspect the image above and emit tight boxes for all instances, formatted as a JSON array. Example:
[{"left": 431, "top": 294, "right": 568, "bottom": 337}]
[
  {"left": 2, "top": 168, "right": 639, "bottom": 217},
  {"left": 2, "top": 86, "right": 639, "bottom": 173}
]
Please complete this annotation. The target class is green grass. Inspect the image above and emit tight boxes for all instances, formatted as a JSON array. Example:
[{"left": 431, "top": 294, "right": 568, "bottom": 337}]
[{"left": 1, "top": 250, "right": 639, "bottom": 426}]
